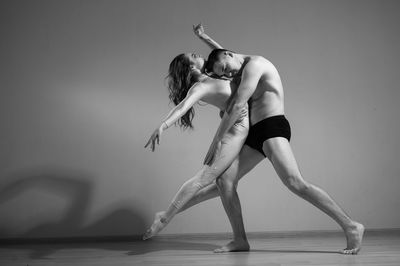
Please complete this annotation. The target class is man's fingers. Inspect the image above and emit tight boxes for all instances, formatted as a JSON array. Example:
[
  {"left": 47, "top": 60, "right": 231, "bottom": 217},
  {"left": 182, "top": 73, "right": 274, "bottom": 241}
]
[
  {"left": 205, "top": 154, "right": 214, "bottom": 166},
  {"left": 210, "top": 154, "right": 215, "bottom": 165},
  {"left": 204, "top": 152, "right": 210, "bottom": 165},
  {"left": 204, "top": 149, "right": 213, "bottom": 165}
]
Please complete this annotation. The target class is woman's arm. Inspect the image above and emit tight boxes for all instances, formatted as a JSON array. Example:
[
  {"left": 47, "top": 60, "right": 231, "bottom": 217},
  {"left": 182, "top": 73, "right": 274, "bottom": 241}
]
[
  {"left": 193, "top": 23, "right": 223, "bottom": 50},
  {"left": 145, "top": 82, "right": 210, "bottom": 151},
  {"left": 161, "top": 82, "right": 209, "bottom": 129}
]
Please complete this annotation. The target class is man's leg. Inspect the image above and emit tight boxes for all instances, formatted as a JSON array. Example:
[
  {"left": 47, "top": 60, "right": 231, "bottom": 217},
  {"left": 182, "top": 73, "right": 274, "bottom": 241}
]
[
  {"left": 214, "top": 145, "right": 265, "bottom": 252},
  {"left": 263, "top": 137, "right": 365, "bottom": 255}
]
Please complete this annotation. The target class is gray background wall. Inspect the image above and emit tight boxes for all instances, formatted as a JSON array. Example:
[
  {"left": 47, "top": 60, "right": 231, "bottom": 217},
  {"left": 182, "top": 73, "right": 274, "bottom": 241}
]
[{"left": 0, "top": 0, "right": 399, "bottom": 239}]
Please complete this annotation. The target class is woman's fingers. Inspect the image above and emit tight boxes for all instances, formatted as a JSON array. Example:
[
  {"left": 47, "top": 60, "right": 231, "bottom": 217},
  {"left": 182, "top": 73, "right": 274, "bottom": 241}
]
[
  {"left": 144, "top": 137, "right": 152, "bottom": 148},
  {"left": 144, "top": 131, "right": 161, "bottom": 152}
]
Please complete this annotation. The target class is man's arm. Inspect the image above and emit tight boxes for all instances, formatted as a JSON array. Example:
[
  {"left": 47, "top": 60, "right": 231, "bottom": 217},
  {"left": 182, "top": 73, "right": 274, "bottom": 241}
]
[
  {"left": 204, "top": 60, "right": 263, "bottom": 164},
  {"left": 218, "top": 60, "right": 262, "bottom": 138},
  {"left": 193, "top": 23, "right": 224, "bottom": 50}
]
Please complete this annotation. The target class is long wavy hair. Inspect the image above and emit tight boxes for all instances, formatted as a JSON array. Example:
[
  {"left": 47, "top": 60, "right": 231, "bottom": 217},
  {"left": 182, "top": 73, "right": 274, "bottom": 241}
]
[{"left": 166, "top": 54, "right": 202, "bottom": 130}]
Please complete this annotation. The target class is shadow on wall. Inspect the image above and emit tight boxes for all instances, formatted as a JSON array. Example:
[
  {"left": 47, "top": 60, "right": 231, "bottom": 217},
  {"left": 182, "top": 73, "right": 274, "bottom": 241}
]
[{"left": 0, "top": 167, "right": 146, "bottom": 242}]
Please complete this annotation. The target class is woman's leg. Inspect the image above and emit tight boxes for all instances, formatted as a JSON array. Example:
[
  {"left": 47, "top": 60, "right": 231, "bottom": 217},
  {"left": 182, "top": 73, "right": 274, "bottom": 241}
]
[
  {"left": 179, "top": 144, "right": 264, "bottom": 212},
  {"left": 143, "top": 120, "right": 249, "bottom": 240},
  {"left": 178, "top": 182, "right": 219, "bottom": 212}
]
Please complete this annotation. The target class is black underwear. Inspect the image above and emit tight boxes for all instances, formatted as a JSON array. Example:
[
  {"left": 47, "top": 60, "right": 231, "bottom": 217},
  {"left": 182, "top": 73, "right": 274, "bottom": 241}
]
[{"left": 244, "top": 115, "right": 291, "bottom": 157}]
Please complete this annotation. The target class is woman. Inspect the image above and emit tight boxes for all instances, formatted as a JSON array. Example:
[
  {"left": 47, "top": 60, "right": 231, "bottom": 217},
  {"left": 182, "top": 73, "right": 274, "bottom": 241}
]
[{"left": 142, "top": 24, "right": 249, "bottom": 240}]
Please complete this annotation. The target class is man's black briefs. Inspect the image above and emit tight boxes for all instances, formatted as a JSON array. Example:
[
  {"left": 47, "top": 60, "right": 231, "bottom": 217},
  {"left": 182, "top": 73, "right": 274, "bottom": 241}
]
[{"left": 244, "top": 115, "right": 291, "bottom": 157}]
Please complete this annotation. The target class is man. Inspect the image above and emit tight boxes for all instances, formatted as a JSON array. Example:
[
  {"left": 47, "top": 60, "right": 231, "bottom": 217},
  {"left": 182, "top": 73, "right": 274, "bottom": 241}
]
[{"left": 204, "top": 49, "right": 364, "bottom": 254}]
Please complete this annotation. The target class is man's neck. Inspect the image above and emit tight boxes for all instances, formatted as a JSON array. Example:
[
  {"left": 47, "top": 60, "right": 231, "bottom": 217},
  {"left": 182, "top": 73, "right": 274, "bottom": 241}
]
[
  {"left": 235, "top": 54, "right": 246, "bottom": 65},
  {"left": 235, "top": 54, "right": 250, "bottom": 76}
]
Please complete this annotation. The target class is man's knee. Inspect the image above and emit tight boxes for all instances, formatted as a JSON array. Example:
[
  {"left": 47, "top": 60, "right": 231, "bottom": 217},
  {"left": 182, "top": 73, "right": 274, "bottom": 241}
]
[{"left": 282, "top": 174, "right": 309, "bottom": 194}]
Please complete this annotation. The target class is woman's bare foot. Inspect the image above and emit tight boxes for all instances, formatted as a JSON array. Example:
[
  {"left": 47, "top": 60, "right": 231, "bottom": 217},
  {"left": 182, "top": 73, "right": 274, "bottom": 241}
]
[
  {"left": 341, "top": 222, "right": 365, "bottom": 255},
  {"left": 142, "top": 211, "right": 168, "bottom": 240},
  {"left": 214, "top": 239, "right": 250, "bottom": 253}
]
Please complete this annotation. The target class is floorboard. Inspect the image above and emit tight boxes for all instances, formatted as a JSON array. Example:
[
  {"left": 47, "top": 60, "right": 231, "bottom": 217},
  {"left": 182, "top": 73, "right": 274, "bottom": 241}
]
[{"left": 1, "top": 230, "right": 399, "bottom": 266}]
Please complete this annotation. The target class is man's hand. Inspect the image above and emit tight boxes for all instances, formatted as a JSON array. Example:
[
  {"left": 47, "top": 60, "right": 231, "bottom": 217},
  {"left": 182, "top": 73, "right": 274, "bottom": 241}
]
[
  {"left": 144, "top": 126, "right": 164, "bottom": 152},
  {"left": 203, "top": 140, "right": 222, "bottom": 166},
  {"left": 193, "top": 23, "right": 205, "bottom": 38}
]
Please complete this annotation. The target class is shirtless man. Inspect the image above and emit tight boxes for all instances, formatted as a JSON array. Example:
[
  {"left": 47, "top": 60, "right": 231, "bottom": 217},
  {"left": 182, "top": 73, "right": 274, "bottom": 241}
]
[{"left": 204, "top": 49, "right": 365, "bottom": 255}]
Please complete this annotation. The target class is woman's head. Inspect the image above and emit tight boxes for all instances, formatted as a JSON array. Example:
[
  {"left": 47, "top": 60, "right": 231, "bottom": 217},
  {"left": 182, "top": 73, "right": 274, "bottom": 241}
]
[{"left": 166, "top": 53, "right": 205, "bottom": 129}]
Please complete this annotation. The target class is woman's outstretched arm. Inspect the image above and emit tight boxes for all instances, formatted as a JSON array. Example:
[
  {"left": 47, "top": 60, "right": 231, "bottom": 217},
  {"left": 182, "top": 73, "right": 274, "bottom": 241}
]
[
  {"left": 145, "top": 82, "right": 208, "bottom": 151},
  {"left": 193, "top": 23, "right": 224, "bottom": 50}
]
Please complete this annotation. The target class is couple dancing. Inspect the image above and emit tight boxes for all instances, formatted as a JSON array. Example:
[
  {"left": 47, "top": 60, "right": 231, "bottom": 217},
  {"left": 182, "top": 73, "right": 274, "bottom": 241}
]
[{"left": 144, "top": 24, "right": 364, "bottom": 254}]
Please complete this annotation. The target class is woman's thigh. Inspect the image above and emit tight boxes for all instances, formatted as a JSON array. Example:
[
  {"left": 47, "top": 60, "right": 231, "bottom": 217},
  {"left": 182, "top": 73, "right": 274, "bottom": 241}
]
[
  {"left": 200, "top": 125, "right": 249, "bottom": 185},
  {"left": 230, "top": 145, "right": 265, "bottom": 183}
]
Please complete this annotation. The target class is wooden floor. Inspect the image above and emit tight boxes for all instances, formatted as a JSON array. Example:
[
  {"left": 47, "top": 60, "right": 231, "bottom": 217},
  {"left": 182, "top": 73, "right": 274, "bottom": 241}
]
[{"left": 1, "top": 230, "right": 400, "bottom": 266}]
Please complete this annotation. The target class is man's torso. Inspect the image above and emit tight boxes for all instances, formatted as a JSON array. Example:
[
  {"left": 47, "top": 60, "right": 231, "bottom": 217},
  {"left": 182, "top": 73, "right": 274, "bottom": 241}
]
[{"left": 244, "top": 56, "right": 285, "bottom": 125}]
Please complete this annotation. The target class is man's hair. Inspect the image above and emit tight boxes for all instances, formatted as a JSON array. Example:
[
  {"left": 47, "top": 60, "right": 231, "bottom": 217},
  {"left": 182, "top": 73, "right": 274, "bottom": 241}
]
[{"left": 204, "top": 48, "right": 234, "bottom": 75}]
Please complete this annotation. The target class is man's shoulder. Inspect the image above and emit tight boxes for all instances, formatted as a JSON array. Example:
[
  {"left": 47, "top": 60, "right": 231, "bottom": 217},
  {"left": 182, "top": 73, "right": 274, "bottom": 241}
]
[
  {"left": 245, "top": 55, "right": 268, "bottom": 67},
  {"left": 252, "top": 55, "right": 270, "bottom": 64},
  {"left": 247, "top": 56, "right": 277, "bottom": 75},
  {"left": 242, "top": 56, "right": 269, "bottom": 73}
]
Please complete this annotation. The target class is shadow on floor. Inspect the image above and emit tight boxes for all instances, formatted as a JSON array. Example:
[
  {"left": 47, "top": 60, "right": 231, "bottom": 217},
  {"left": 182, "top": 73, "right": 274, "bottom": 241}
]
[
  {"left": 0, "top": 166, "right": 147, "bottom": 259},
  {"left": 126, "top": 239, "right": 221, "bottom": 255}
]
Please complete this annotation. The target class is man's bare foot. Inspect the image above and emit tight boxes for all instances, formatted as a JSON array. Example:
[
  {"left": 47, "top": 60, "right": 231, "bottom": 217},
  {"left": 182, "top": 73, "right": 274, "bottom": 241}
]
[
  {"left": 214, "top": 239, "right": 250, "bottom": 253},
  {"left": 142, "top": 211, "right": 168, "bottom": 240},
  {"left": 341, "top": 222, "right": 365, "bottom": 255}
]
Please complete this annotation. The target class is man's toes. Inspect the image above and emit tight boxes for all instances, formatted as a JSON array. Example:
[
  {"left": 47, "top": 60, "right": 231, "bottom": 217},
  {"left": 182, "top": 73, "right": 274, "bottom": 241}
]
[
  {"left": 341, "top": 248, "right": 357, "bottom": 255},
  {"left": 213, "top": 248, "right": 224, "bottom": 253}
]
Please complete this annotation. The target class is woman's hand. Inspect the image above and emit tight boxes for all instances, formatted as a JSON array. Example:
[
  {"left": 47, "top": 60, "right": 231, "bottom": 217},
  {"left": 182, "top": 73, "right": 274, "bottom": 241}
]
[
  {"left": 144, "top": 126, "right": 164, "bottom": 152},
  {"left": 193, "top": 23, "right": 206, "bottom": 38}
]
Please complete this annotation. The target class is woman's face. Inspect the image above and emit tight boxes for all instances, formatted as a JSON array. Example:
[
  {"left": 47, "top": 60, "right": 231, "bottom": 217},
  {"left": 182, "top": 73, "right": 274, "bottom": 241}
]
[{"left": 185, "top": 53, "right": 205, "bottom": 71}]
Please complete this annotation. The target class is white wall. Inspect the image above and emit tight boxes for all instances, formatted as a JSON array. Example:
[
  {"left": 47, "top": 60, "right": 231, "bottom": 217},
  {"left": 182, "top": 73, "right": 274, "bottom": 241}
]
[{"left": 0, "top": 0, "right": 399, "bottom": 239}]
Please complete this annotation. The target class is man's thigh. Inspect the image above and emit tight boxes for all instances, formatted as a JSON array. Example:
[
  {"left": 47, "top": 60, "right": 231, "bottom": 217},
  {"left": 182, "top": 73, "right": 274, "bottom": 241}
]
[{"left": 262, "top": 137, "right": 301, "bottom": 179}]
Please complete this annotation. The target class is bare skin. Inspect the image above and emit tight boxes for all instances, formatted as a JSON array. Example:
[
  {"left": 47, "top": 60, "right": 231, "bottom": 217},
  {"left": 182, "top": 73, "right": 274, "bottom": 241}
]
[
  {"left": 144, "top": 24, "right": 364, "bottom": 254},
  {"left": 143, "top": 75, "right": 249, "bottom": 240},
  {"left": 143, "top": 24, "right": 252, "bottom": 240},
  {"left": 206, "top": 52, "right": 364, "bottom": 254}
]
